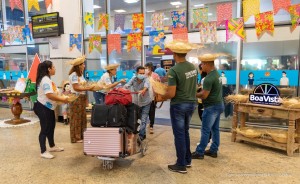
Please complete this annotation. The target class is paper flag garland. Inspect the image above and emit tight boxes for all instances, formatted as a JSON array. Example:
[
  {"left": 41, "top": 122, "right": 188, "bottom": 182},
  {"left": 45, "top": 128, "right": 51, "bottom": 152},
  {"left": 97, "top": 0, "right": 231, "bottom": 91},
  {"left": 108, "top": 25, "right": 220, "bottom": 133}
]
[
  {"left": 107, "top": 34, "right": 121, "bottom": 55},
  {"left": 28, "top": 54, "right": 41, "bottom": 83},
  {"left": 272, "top": 0, "right": 291, "bottom": 15},
  {"left": 28, "top": 0, "right": 40, "bottom": 11},
  {"left": 226, "top": 18, "right": 246, "bottom": 42},
  {"left": 9, "top": 0, "right": 23, "bottom": 11},
  {"left": 69, "top": 34, "right": 82, "bottom": 51},
  {"left": 149, "top": 31, "right": 165, "bottom": 54},
  {"left": 98, "top": 14, "right": 109, "bottom": 30},
  {"left": 243, "top": 0, "right": 260, "bottom": 22},
  {"left": 84, "top": 12, "right": 94, "bottom": 28},
  {"left": 132, "top": 13, "right": 144, "bottom": 32},
  {"left": 255, "top": 11, "right": 274, "bottom": 37},
  {"left": 2, "top": 26, "right": 24, "bottom": 44},
  {"left": 193, "top": 8, "right": 208, "bottom": 27},
  {"left": 151, "top": 13, "right": 164, "bottom": 30},
  {"left": 114, "top": 14, "right": 125, "bottom": 31},
  {"left": 22, "top": 25, "right": 32, "bottom": 41},
  {"left": 171, "top": 10, "right": 186, "bottom": 28},
  {"left": 45, "top": 0, "right": 53, "bottom": 9},
  {"left": 199, "top": 22, "right": 217, "bottom": 44},
  {"left": 217, "top": 2, "right": 232, "bottom": 26},
  {"left": 0, "top": 32, "right": 3, "bottom": 48},
  {"left": 289, "top": 4, "right": 300, "bottom": 32},
  {"left": 88, "top": 34, "right": 102, "bottom": 54},
  {"left": 172, "top": 27, "right": 188, "bottom": 42},
  {"left": 127, "top": 33, "right": 142, "bottom": 52}
]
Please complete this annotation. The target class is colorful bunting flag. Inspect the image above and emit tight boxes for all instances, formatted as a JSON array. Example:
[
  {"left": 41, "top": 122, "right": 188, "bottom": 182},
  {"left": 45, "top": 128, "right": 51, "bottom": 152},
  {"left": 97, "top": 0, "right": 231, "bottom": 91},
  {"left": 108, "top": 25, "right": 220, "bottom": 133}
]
[
  {"left": 193, "top": 8, "right": 208, "bottom": 27},
  {"left": 22, "top": 25, "right": 32, "bottom": 41},
  {"left": 98, "top": 14, "right": 109, "bottom": 30},
  {"left": 84, "top": 12, "right": 94, "bottom": 28},
  {"left": 199, "top": 21, "right": 217, "bottom": 44},
  {"left": 243, "top": 0, "right": 260, "bottom": 22},
  {"left": 2, "top": 26, "right": 24, "bottom": 44},
  {"left": 107, "top": 34, "right": 121, "bottom": 55},
  {"left": 28, "top": 54, "right": 41, "bottom": 83},
  {"left": 149, "top": 31, "right": 165, "bottom": 54},
  {"left": 69, "top": 34, "right": 82, "bottom": 51},
  {"left": 255, "top": 11, "right": 274, "bottom": 37},
  {"left": 9, "top": 0, "right": 23, "bottom": 11},
  {"left": 272, "top": 0, "right": 291, "bottom": 15},
  {"left": 88, "top": 34, "right": 102, "bottom": 54},
  {"left": 217, "top": 2, "right": 232, "bottom": 26},
  {"left": 172, "top": 27, "right": 188, "bottom": 42},
  {"left": 114, "top": 14, "right": 126, "bottom": 31},
  {"left": 151, "top": 13, "right": 164, "bottom": 30},
  {"left": 171, "top": 10, "right": 186, "bottom": 28},
  {"left": 226, "top": 18, "right": 246, "bottom": 42},
  {"left": 127, "top": 33, "right": 142, "bottom": 52},
  {"left": 0, "top": 32, "right": 3, "bottom": 48},
  {"left": 28, "top": 0, "right": 40, "bottom": 11},
  {"left": 45, "top": 0, "right": 53, "bottom": 9},
  {"left": 132, "top": 13, "right": 144, "bottom": 32},
  {"left": 289, "top": 4, "right": 300, "bottom": 32}
]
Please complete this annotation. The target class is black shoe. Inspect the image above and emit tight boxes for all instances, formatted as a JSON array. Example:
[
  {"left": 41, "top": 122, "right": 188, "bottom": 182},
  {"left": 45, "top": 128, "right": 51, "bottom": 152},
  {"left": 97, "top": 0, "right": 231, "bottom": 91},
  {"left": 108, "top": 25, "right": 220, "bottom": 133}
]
[
  {"left": 191, "top": 152, "right": 204, "bottom": 159},
  {"left": 204, "top": 150, "right": 217, "bottom": 158},
  {"left": 168, "top": 164, "right": 187, "bottom": 174}
]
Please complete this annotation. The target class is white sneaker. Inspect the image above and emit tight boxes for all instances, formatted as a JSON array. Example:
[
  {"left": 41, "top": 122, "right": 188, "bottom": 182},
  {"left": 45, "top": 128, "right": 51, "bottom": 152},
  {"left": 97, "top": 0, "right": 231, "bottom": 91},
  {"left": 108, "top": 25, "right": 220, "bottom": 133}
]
[
  {"left": 49, "top": 146, "right": 64, "bottom": 152},
  {"left": 40, "top": 151, "right": 54, "bottom": 159}
]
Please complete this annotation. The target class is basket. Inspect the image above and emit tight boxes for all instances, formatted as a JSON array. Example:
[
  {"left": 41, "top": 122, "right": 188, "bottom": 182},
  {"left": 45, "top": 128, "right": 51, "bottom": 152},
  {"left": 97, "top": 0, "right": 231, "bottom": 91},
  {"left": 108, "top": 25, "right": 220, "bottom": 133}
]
[
  {"left": 281, "top": 98, "right": 299, "bottom": 108},
  {"left": 225, "top": 94, "right": 249, "bottom": 104},
  {"left": 279, "top": 88, "right": 295, "bottom": 98},
  {"left": 149, "top": 77, "right": 167, "bottom": 95},
  {"left": 266, "top": 130, "right": 288, "bottom": 144},
  {"left": 240, "top": 88, "right": 253, "bottom": 95},
  {"left": 235, "top": 127, "right": 264, "bottom": 138}
]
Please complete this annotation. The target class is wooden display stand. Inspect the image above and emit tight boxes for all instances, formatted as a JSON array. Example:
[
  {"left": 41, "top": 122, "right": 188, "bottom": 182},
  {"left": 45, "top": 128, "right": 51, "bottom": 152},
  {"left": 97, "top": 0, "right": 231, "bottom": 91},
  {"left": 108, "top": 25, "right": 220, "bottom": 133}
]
[{"left": 231, "top": 103, "right": 300, "bottom": 156}]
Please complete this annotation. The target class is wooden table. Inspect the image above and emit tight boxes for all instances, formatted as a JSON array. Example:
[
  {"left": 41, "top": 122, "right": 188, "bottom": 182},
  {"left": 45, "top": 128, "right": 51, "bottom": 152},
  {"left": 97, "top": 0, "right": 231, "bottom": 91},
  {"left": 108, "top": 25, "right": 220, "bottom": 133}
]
[{"left": 231, "top": 103, "right": 300, "bottom": 156}]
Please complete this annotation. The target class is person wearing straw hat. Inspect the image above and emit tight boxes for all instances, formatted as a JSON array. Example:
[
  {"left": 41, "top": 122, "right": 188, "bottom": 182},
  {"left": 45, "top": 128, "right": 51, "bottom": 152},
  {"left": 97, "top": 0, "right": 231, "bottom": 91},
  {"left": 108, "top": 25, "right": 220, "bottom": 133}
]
[
  {"left": 162, "top": 41, "right": 198, "bottom": 174},
  {"left": 68, "top": 55, "right": 96, "bottom": 143},
  {"left": 93, "top": 63, "right": 126, "bottom": 104},
  {"left": 191, "top": 54, "right": 224, "bottom": 160}
]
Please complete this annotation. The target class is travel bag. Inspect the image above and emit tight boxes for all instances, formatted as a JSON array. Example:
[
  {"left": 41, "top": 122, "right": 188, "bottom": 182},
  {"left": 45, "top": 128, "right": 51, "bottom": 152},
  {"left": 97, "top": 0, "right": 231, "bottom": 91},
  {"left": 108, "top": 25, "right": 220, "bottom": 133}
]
[
  {"left": 125, "top": 103, "right": 140, "bottom": 133},
  {"left": 107, "top": 104, "right": 127, "bottom": 127},
  {"left": 91, "top": 104, "right": 110, "bottom": 127}
]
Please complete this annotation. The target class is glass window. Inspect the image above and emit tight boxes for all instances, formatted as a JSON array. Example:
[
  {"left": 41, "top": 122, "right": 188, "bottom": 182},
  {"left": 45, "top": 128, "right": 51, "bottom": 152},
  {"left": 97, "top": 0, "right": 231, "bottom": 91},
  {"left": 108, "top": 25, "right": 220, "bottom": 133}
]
[
  {"left": 145, "top": 0, "right": 186, "bottom": 33},
  {"left": 83, "top": 0, "right": 106, "bottom": 38}
]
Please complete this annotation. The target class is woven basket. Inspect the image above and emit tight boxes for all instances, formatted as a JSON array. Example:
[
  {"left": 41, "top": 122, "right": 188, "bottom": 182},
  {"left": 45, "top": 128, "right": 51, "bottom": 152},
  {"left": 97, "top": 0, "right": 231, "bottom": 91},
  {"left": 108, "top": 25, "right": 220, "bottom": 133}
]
[
  {"left": 149, "top": 77, "right": 167, "bottom": 95},
  {"left": 281, "top": 98, "right": 299, "bottom": 108},
  {"left": 240, "top": 89, "right": 253, "bottom": 95},
  {"left": 267, "top": 130, "right": 288, "bottom": 144},
  {"left": 225, "top": 94, "right": 249, "bottom": 104},
  {"left": 236, "top": 127, "right": 264, "bottom": 138}
]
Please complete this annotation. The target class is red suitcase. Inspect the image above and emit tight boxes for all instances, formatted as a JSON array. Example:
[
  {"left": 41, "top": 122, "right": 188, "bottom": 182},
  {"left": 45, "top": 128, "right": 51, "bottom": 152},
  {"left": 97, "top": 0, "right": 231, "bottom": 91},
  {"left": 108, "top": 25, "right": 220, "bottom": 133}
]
[{"left": 84, "top": 127, "right": 126, "bottom": 158}]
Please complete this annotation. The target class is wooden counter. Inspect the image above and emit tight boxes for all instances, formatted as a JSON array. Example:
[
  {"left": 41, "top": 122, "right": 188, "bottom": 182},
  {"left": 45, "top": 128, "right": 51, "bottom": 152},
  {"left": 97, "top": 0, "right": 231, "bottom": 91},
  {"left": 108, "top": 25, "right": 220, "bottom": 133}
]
[{"left": 231, "top": 103, "right": 300, "bottom": 156}]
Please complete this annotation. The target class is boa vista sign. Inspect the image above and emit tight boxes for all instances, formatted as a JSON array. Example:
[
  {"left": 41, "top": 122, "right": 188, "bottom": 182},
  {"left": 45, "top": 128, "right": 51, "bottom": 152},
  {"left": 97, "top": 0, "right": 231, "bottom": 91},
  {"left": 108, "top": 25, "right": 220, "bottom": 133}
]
[{"left": 249, "top": 83, "right": 281, "bottom": 106}]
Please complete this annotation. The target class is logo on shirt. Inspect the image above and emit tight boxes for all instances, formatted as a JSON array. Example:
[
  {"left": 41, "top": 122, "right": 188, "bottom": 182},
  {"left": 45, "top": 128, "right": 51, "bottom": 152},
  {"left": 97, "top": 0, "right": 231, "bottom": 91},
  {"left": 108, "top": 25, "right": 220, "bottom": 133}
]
[
  {"left": 72, "top": 75, "right": 78, "bottom": 82},
  {"left": 249, "top": 83, "right": 281, "bottom": 106},
  {"left": 45, "top": 102, "right": 53, "bottom": 109},
  {"left": 185, "top": 70, "right": 197, "bottom": 79},
  {"left": 43, "top": 83, "right": 50, "bottom": 91}
]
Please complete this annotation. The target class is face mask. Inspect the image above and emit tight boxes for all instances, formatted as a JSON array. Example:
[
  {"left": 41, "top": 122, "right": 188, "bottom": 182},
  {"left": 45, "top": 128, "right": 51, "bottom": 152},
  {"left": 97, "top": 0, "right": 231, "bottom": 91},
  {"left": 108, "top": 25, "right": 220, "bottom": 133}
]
[
  {"left": 137, "top": 74, "right": 145, "bottom": 80},
  {"left": 145, "top": 69, "right": 149, "bottom": 75}
]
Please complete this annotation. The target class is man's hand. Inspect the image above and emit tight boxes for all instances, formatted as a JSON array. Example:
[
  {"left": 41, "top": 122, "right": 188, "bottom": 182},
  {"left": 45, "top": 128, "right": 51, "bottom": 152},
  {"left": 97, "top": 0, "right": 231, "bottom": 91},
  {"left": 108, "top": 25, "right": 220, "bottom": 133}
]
[
  {"left": 119, "top": 79, "right": 126, "bottom": 83},
  {"left": 139, "top": 89, "right": 147, "bottom": 96}
]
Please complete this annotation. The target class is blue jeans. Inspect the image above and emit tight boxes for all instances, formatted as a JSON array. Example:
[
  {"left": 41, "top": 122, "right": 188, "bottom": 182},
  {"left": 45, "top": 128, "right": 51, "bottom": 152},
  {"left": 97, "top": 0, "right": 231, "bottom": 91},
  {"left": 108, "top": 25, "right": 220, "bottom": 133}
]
[
  {"left": 93, "top": 92, "right": 105, "bottom": 104},
  {"left": 196, "top": 103, "right": 224, "bottom": 155},
  {"left": 139, "top": 103, "right": 151, "bottom": 138},
  {"left": 170, "top": 102, "right": 196, "bottom": 166}
]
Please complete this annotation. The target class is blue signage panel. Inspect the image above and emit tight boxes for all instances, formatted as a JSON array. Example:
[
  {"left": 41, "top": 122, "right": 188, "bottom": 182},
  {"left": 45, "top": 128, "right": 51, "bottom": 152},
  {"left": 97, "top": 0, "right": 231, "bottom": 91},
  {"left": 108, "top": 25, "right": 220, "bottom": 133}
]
[{"left": 217, "top": 70, "right": 237, "bottom": 85}]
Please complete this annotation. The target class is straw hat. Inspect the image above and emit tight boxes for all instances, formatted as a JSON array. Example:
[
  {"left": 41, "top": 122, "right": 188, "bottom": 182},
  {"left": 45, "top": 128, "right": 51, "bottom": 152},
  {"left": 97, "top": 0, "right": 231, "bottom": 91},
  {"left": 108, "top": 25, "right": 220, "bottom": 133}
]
[
  {"left": 104, "top": 63, "right": 120, "bottom": 70},
  {"left": 67, "top": 55, "right": 86, "bottom": 66},
  {"left": 165, "top": 41, "right": 200, "bottom": 54},
  {"left": 198, "top": 54, "right": 219, "bottom": 62}
]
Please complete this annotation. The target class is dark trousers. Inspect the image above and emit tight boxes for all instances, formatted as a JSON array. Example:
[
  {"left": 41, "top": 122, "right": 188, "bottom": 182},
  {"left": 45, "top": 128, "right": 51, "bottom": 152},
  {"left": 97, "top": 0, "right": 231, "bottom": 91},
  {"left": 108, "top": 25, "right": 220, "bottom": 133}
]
[
  {"left": 224, "top": 102, "right": 233, "bottom": 118},
  {"left": 149, "top": 100, "right": 156, "bottom": 128},
  {"left": 93, "top": 91, "right": 105, "bottom": 104},
  {"left": 33, "top": 101, "right": 56, "bottom": 153}
]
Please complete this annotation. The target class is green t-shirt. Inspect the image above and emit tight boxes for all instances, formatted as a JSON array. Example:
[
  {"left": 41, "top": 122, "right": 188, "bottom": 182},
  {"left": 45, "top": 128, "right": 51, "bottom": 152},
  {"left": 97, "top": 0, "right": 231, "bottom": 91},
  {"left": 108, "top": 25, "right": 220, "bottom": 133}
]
[
  {"left": 202, "top": 70, "right": 223, "bottom": 108},
  {"left": 168, "top": 61, "right": 197, "bottom": 105}
]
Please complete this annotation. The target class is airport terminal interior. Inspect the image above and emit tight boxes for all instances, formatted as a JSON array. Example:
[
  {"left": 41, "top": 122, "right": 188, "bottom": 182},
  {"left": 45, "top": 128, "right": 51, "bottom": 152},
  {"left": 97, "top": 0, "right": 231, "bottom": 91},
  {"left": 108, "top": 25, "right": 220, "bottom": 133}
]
[{"left": 0, "top": 0, "right": 300, "bottom": 183}]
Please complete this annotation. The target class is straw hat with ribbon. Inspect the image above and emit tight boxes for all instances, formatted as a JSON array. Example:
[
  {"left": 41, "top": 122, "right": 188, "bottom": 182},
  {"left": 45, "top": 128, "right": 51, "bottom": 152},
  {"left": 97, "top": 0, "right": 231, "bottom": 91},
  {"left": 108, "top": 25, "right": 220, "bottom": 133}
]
[
  {"left": 165, "top": 40, "right": 201, "bottom": 54},
  {"left": 67, "top": 55, "right": 86, "bottom": 66},
  {"left": 104, "top": 63, "right": 120, "bottom": 71}
]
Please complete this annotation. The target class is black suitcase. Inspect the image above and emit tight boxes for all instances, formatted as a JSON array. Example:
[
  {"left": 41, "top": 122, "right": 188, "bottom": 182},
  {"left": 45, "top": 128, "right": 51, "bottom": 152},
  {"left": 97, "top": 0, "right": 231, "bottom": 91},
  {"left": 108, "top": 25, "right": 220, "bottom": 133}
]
[
  {"left": 91, "top": 104, "right": 110, "bottom": 127},
  {"left": 125, "top": 103, "right": 140, "bottom": 133},
  {"left": 107, "top": 104, "right": 127, "bottom": 127}
]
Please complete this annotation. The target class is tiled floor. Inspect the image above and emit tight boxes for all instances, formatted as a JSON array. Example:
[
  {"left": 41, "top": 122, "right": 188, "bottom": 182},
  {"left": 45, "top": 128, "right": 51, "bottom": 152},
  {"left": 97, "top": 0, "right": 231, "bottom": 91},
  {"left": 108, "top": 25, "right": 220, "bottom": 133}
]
[{"left": 0, "top": 107, "right": 299, "bottom": 184}]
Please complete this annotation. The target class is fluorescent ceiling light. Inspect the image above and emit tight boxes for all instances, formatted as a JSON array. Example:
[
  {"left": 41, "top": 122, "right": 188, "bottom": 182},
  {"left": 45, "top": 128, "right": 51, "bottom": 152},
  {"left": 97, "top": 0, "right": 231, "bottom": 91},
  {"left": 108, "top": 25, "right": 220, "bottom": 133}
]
[
  {"left": 170, "top": 1, "right": 182, "bottom": 6},
  {"left": 124, "top": 0, "right": 139, "bottom": 3},
  {"left": 114, "top": 9, "right": 126, "bottom": 13},
  {"left": 194, "top": 4, "right": 204, "bottom": 7},
  {"left": 93, "top": 5, "right": 101, "bottom": 9},
  {"left": 176, "top": 5, "right": 180, "bottom": 8},
  {"left": 164, "top": 18, "right": 169, "bottom": 20},
  {"left": 208, "top": 13, "right": 213, "bottom": 16},
  {"left": 146, "top": 10, "right": 155, "bottom": 13}
]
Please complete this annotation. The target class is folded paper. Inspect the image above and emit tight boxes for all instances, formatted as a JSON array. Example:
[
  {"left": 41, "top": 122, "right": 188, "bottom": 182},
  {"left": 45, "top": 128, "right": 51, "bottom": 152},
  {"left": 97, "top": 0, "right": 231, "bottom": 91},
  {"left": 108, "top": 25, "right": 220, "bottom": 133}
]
[
  {"left": 84, "top": 12, "right": 94, "bottom": 28},
  {"left": 171, "top": 10, "right": 186, "bottom": 28},
  {"left": 132, "top": 13, "right": 144, "bottom": 32},
  {"left": 107, "top": 34, "right": 121, "bottom": 55},
  {"left": 193, "top": 8, "right": 208, "bottom": 27},
  {"left": 255, "top": 11, "right": 274, "bottom": 38},
  {"left": 28, "top": 0, "right": 40, "bottom": 11},
  {"left": 69, "top": 34, "right": 82, "bottom": 52},
  {"left": 272, "top": 0, "right": 291, "bottom": 15},
  {"left": 127, "top": 33, "right": 142, "bottom": 52},
  {"left": 172, "top": 27, "right": 188, "bottom": 42},
  {"left": 9, "top": 0, "right": 23, "bottom": 11},
  {"left": 226, "top": 18, "right": 246, "bottom": 42},
  {"left": 199, "top": 21, "right": 217, "bottom": 43},
  {"left": 217, "top": 2, "right": 232, "bottom": 26},
  {"left": 289, "top": 4, "right": 300, "bottom": 32},
  {"left": 88, "top": 34, "right": 102, "bottom": 53},
  {"left": 98, "top": 14, "right": 109, "bottom": 30},
  {"left": 151, "top": 13, "right": 164, "bottom": 30},
  {"left": 243, "top": 0, "right": 260, "bottom": 22}
]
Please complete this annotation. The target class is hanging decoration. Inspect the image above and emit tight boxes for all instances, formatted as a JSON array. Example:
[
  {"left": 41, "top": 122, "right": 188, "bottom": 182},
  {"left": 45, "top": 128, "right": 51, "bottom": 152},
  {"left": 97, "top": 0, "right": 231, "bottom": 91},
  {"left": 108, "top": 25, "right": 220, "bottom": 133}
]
[
  {"left": 199, "top": 21, "right": 217, "bottom": 44},
  {"left": 193, "top": 8, "right": 208, "bottom": 27},
  {"left": 107, "top": 34, "right": 121, "bottom": 55},
  {"left": 98, "top": 14, "right": 109, "bottom": 30},
  {"left": 289, "top": 4, "right": 300, "bottom": 32},
  {"left": 149, "top": 31, "right": 165, "bottom": 54},
  {"left": 69, "top": 34, "right": 82, "bottom": 52},
  {"left": 171, "top": 10, "right": 186, "bottom": 28},
  {"left": 28, "top": 54, "right": 41, "bottom": 83},
  {"left": 151, "top": 13, "right": 164, "bottom": 30},
  {"left": 114, "top": 14, "right": 126, "bottom": 31},
  {"left": 127, "top": 33, "right": 142, "bottom": 52},
  {"left": 84, "top": 12, "right": 94, "bottom": 28},
  {"left": 45, "top": 0, "right": 53, "bottom": 9},
  {"left": 88, "top": 34, "right": 102, "bottom": 54},
  {"left": 226, "top": 18, "right": 246, "bottom": 42},
  {"left": 28, "top": 0, "right": 40, "bottom": 11},
  {"left": 22, "top": 25, "right": 32, "bottom": 41},
  {"left": 172, "top": 27, "right": 188, "bottom": 42},
  {"left": 2, "top": 26, "right": 24, "bottom": 44},
  {"left": 132, "top": 13, "right": 144, "bottom": 32},
  {"left": 243, "top": 0, "right": 260, "bottom": 22},
  {"left": 9, "top": 0, "right": 23, "bottom": 11},
  {"left": 272, "top": 0, "right": 291, "bottom": 15},
  {"left": 217, "top": 2, "right": 232, "bottom": 26},
  {"left": 255, "top": 11, "right": 274, "bottom": 38},
  {"left": 0, "top": 32, "right": 3, "bottom": 48}
]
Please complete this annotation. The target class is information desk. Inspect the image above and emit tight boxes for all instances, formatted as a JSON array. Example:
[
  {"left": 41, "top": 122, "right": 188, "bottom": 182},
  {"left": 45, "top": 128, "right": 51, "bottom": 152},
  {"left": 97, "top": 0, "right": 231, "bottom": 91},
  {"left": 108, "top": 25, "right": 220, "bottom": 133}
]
[{"left": 231, "top": 103, "right": 300, "bottom": 156}]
